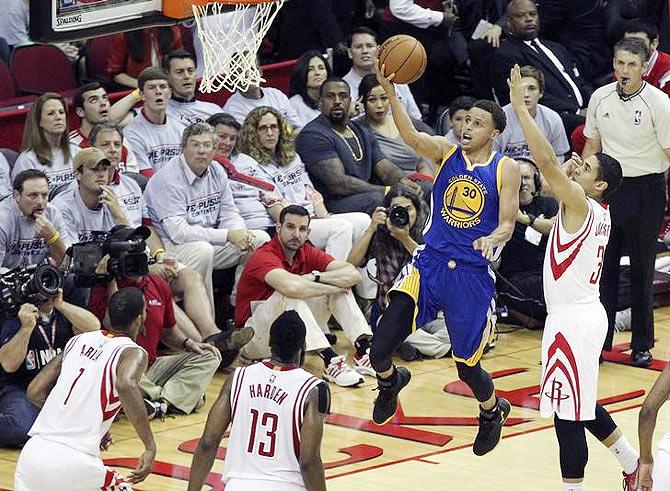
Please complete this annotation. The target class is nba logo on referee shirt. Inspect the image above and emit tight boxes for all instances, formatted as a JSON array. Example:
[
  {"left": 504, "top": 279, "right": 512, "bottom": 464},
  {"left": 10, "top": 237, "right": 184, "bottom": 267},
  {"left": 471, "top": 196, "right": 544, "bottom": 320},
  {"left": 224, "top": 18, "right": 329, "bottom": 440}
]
[{"left": 634, "top": 110, "right": 642, "bottom": 125}]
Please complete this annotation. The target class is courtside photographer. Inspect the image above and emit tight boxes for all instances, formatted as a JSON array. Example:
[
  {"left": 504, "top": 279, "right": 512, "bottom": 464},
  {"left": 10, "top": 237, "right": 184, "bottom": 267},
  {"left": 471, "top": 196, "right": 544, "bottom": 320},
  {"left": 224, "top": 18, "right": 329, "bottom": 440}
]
[
  {"left": 348, "top": 182, "right": 451, "bottom": 359},
  {"left": 0, "top": 264, "right": 101, "bottom": 448}
]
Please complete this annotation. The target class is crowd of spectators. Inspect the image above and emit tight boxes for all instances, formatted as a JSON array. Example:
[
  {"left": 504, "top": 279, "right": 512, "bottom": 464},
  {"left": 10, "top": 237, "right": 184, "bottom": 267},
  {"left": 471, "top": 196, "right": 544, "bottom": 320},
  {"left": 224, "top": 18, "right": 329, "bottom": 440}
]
[{"left": 0, "top": 0, "right": 669, "bottom": 450}]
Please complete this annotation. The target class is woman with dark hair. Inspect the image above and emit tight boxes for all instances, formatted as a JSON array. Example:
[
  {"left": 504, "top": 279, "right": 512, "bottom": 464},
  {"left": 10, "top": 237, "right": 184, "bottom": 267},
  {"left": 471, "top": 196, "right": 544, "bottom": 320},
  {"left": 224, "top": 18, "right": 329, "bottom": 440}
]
[
  {"left": 107, "top": 26, "right": 182, "bottom": 88},
  {"left": 348, "top": 182, "right": 451, "bottom": 359},
  {"left": 236, "top": 106, "right": 372, "bottom": 261},
  {"left": 12, "top": 92, "right": 80, "bottom": 193},
  {"left": 288, "top": 50, "right": 331, "bottom": 127},
  {"left": 359, "top": 74, "right": 434, "bottom": 177}
]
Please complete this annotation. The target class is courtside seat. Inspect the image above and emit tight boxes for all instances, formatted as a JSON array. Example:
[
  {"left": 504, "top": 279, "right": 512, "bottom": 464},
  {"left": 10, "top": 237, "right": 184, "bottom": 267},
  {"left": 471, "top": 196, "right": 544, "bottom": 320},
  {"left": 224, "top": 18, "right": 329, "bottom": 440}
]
[{"left": 11, "top": 44, "right": 79, "bottom": 97}]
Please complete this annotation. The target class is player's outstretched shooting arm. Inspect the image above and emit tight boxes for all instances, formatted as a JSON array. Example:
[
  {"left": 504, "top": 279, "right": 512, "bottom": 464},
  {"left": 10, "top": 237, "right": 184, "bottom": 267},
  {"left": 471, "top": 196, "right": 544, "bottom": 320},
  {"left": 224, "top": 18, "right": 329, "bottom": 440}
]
[
  {"left": 507, "top": 65, "right": 589, "bottom": 222},
  {"left": 374, "top": 59, "right": 454, "bottom": 166}
]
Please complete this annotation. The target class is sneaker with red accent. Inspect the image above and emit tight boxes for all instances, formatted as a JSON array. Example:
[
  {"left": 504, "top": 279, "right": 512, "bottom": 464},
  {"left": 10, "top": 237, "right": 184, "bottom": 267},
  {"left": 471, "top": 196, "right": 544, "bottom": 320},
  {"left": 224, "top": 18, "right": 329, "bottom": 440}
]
[
  {"left": 353, "top": 349, "right": 376, "bottom": 377},
  {"left": 659, "top": 217, "right": 670, "bottom": 243},
  {"left": 622, "top": 460, "right": 639, "bottom": 491},
  {"left": 323, "top": 355, "right": 364, "bottom": 387}
]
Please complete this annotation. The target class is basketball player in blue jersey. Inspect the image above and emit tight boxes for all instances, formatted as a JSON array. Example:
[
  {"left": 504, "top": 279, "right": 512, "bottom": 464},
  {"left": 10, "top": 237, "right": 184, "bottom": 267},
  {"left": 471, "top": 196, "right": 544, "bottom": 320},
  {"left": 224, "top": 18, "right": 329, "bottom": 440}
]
[{"left": 369, "top": 60, "right": 521, "bottom": 457}]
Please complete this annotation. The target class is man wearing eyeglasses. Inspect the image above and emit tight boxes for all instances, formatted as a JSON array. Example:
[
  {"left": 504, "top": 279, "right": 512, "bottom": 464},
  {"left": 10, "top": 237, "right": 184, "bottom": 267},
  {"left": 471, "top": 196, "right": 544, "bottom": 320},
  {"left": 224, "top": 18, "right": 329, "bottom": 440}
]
[{"left": 145, "top": 122, "right": 270, "bottom": 315}]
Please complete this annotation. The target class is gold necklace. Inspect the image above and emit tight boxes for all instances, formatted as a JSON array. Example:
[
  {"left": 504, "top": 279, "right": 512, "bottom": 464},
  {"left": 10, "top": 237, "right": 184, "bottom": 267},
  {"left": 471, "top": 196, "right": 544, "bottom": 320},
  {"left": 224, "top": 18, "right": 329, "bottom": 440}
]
[{"left": 334, "top": 125, "right": 363, "bottom": 162}]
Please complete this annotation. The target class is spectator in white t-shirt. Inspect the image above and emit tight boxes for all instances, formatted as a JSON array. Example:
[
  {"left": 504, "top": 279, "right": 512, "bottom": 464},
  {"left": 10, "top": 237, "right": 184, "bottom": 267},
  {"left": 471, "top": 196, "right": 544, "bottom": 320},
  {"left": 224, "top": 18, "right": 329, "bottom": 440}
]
[
  {"left": 145, "top": 122, "right": 270, "bottom": 311},
  {"left": 236, "top": 105, "right": 372, "bottom": 260},
  {"left": 494, "top": 65, "right": 569, "bottom": 162},
  {"left": 343, "top": 27, "right": 422, "bottom": 120},
  {"left": 164, "top": 50, "right": 221, "bottom": 128},
  {"left": 88, "top": 123, "right": 251, "bottom": 358},
  {"left": 0, "top": 170, "right": 73, "bottom": 271},
  {"left": 288, "top": 50, "right": 331, "bottom": 128},
  {"left": 222, "top": 62, "right": 302, "bottom": 128},
  {"left": 69, "top": 82, "right": 140, "bottom": 173},
  {"left": 12, "top": 93, "right": 81, "bottom": 194},
  {"left": 208, "top": 112, "right": 287, "bottom": 233},
  {"left": 50, "top": 148, "right": 128, "bottom": 244},
  {"left": 123, "top": 67, "right": 183, "bottom": 176}
]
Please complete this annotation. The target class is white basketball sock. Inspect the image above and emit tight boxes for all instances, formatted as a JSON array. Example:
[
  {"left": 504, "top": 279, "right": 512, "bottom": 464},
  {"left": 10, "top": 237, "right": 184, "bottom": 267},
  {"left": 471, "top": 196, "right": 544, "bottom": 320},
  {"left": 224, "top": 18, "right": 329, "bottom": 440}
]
[
  {"left": 562, "top": 481, "right": 584, "bottom": 490},
  {"left": 609, "top": 435, "right": 639, "bottom": 474}
]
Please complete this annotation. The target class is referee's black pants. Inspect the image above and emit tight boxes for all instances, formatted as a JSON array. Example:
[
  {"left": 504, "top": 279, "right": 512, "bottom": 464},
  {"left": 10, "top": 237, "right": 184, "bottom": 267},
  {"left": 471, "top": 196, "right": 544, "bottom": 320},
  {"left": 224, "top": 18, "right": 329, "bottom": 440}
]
[{"left": 601, "top": 173, "right": 666, "bottom": 352}]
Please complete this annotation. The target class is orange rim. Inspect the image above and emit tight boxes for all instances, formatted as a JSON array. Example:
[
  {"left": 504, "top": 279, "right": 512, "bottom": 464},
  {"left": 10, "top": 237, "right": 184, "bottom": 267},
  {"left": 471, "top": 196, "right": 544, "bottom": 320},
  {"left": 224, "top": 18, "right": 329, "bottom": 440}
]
[
  {"left": 176, "top": 0, "right": 279, "bottom": 6},
  {"left": 163, "top": 0, "right": 281, "bottom": 19}
]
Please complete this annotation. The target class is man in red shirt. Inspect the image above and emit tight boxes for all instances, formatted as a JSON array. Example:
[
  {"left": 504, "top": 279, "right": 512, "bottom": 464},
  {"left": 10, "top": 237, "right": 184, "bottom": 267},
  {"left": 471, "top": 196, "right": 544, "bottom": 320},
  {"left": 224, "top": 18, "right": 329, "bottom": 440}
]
[
  {"left": 89, "top": 226, "right": 228, "bottom": 419},
  {"left": 236, "top": 205, "right": 374, "bottom": 387}
]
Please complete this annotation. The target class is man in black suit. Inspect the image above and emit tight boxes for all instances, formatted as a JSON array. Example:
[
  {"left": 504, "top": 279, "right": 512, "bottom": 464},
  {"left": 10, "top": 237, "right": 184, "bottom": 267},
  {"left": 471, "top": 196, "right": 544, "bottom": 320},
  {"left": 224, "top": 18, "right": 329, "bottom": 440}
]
[
  {"left": 488, "top": 0, "right": 591, "bottom": 135},
  {"left": 537, "top": 0, "right": 611, "bottom": 83}
]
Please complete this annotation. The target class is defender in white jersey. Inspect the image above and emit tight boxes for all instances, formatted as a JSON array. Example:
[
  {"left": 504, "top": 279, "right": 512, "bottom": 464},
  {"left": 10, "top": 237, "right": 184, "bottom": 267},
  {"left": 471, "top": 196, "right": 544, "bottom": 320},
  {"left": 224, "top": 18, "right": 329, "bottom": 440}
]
[
  {"left": 188, "top": 310, "right": 328, "bottom": 491},
  {"left": 509, "top": 65, "right": 639, "bottom": 491},
  {"left": 14, "top": 288, "right": 156, "bottom": 491}
]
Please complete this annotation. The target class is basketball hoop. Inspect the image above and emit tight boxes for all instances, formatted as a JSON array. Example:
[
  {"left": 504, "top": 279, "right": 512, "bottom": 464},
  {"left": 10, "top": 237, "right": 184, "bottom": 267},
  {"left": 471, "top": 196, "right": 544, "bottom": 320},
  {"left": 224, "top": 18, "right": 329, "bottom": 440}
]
[{"left": 164, "top": 0, "right": 285, "bottom": 93}]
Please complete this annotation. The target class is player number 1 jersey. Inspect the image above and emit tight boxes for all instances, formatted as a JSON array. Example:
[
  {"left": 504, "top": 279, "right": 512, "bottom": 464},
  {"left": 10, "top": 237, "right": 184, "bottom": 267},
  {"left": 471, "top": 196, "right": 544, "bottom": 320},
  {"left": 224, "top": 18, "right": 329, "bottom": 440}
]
[{"left": 28, "top": 330, "right": 142, "bottom": 457}]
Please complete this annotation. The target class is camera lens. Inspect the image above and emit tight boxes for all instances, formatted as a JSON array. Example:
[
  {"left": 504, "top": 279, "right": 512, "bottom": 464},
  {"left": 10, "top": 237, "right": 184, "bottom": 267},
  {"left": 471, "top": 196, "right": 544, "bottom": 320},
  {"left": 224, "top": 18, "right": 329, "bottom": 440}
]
[
  {"left": 29, "top": 264, "right": 63, "bottom": 297},
  {"left": 388, "top": 205, "right": 410, "bottom": 227}
]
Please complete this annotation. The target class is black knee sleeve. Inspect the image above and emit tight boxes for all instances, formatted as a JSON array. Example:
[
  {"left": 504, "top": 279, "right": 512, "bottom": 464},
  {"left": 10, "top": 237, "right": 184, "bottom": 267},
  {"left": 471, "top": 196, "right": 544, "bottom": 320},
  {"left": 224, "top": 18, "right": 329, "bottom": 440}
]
[
  {"left": 583, "top": 404, "right": 617, "bottom": 441},
  {"left": 554, "top": 416, "right": 588, "bottom": 479},
  {"left": 369, "top": 292, "right": 416, "bottom": 373},
  {"left": 455, "top": 361, "right": 494, "bottom": 402}
]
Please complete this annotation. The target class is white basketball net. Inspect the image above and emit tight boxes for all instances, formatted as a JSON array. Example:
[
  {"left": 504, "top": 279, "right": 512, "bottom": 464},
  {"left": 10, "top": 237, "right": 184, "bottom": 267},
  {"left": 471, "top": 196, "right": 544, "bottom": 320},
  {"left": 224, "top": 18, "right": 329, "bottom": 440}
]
[{"left": 192, "top": 1, "right": 286, "bottom": 93}]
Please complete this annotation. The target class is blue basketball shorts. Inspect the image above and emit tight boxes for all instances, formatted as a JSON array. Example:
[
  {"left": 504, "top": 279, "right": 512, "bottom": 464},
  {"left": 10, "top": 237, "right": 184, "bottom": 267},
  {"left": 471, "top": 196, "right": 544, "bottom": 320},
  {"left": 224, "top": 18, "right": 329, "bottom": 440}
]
[{"left": 389, "top": 246, "right": 496, "bottom": 366}]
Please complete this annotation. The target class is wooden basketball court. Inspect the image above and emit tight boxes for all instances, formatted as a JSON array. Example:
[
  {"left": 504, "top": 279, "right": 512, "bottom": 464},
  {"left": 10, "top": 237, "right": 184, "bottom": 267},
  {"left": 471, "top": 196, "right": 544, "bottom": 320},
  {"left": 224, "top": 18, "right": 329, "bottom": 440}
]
[{"left": 3, "top": 310, "right": 670, "bottom": 490}]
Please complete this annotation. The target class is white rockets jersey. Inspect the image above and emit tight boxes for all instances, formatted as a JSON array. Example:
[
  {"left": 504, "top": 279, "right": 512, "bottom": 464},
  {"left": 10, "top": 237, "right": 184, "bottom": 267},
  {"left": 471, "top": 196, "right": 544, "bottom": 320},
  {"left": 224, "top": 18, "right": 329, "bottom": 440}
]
[
  {"left": 543, "top": 197, "right": 611, "bottom": 309},
  {"left": 223, "top": 361, "right": 323, "bottom": 488},
  {"left": 28, "top": 330, "right": 143, "bottom": 457}
]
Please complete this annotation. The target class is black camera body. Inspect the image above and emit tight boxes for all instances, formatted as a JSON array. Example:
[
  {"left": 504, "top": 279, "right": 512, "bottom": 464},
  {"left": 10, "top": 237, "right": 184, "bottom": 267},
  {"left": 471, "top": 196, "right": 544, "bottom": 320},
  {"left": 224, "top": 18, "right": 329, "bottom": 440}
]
[
  {"left": 386, "top": 204, "right": 410, "bottom": 228},
  {"left": 0, "top": 263, "right": 63, "bottom": 319},
  {"left": 69, "top": 231, "right": 149, "bottom": 287}
]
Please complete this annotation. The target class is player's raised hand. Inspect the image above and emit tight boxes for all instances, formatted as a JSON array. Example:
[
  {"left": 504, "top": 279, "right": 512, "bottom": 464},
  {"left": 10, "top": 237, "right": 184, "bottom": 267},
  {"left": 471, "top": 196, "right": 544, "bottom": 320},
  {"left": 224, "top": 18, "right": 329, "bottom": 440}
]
[
  {"left": 374, "top": 58, "right": 396, "bottom": 95},
  {"left": 128, "top": 446, "right": 155, "bottom": 484},
  {"left": 473, "top": 235, "right": 496, "bottom": 260},
  {"left": 637, "top": 461, "right": 653, "bottom": 491},
  {"left": 507, "top": 64, "right": 525, "bottom": 111}
]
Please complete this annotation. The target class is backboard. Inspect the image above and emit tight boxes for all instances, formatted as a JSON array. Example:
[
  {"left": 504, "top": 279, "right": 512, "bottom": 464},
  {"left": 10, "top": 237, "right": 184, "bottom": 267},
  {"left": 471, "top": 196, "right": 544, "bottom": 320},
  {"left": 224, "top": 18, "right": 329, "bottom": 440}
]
[{"left": 30, "top": 0, "right": 179, "bottom": 42}]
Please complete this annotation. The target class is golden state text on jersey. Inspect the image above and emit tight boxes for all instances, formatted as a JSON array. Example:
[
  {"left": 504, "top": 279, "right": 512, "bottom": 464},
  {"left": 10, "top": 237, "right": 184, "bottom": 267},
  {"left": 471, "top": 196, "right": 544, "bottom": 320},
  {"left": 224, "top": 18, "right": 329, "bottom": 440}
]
[{"left": 423, "top": 146, "right": 508, "bottom": 266}]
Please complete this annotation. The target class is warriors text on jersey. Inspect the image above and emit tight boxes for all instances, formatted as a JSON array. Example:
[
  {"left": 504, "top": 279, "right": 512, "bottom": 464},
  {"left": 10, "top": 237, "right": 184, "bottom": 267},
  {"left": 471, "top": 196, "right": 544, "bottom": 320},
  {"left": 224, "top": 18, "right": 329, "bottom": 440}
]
[{"left": 423, "top": 146, "right": 509, "bottom": 266}]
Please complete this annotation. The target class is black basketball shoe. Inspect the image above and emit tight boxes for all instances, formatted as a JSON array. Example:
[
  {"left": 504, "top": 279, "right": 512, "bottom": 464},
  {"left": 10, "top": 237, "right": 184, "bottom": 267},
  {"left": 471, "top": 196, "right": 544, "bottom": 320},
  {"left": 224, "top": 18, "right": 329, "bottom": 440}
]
[
  {"left": 473, "top": 397, "right": 511, "bottom": 456},
  {"left": 372, "top": 367, "right": 411, "bottom": 425}
]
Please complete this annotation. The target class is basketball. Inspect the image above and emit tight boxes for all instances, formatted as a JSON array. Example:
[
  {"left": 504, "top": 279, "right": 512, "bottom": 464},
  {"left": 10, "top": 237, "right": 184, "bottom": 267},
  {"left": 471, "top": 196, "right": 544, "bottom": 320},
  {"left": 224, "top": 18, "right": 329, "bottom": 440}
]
[{"left": 377, "top": 35, "right": 427, "bottom": 85}]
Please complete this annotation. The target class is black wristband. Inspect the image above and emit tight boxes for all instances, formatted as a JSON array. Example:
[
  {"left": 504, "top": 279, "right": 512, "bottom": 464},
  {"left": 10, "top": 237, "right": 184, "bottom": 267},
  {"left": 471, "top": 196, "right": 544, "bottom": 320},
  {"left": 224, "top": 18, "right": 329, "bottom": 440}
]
[
  {"left": 527, "top": 214, "right": 537, "bottom": 227},
  {"left": 182, "top": 338, "right": 190, "bottom": 349}
]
